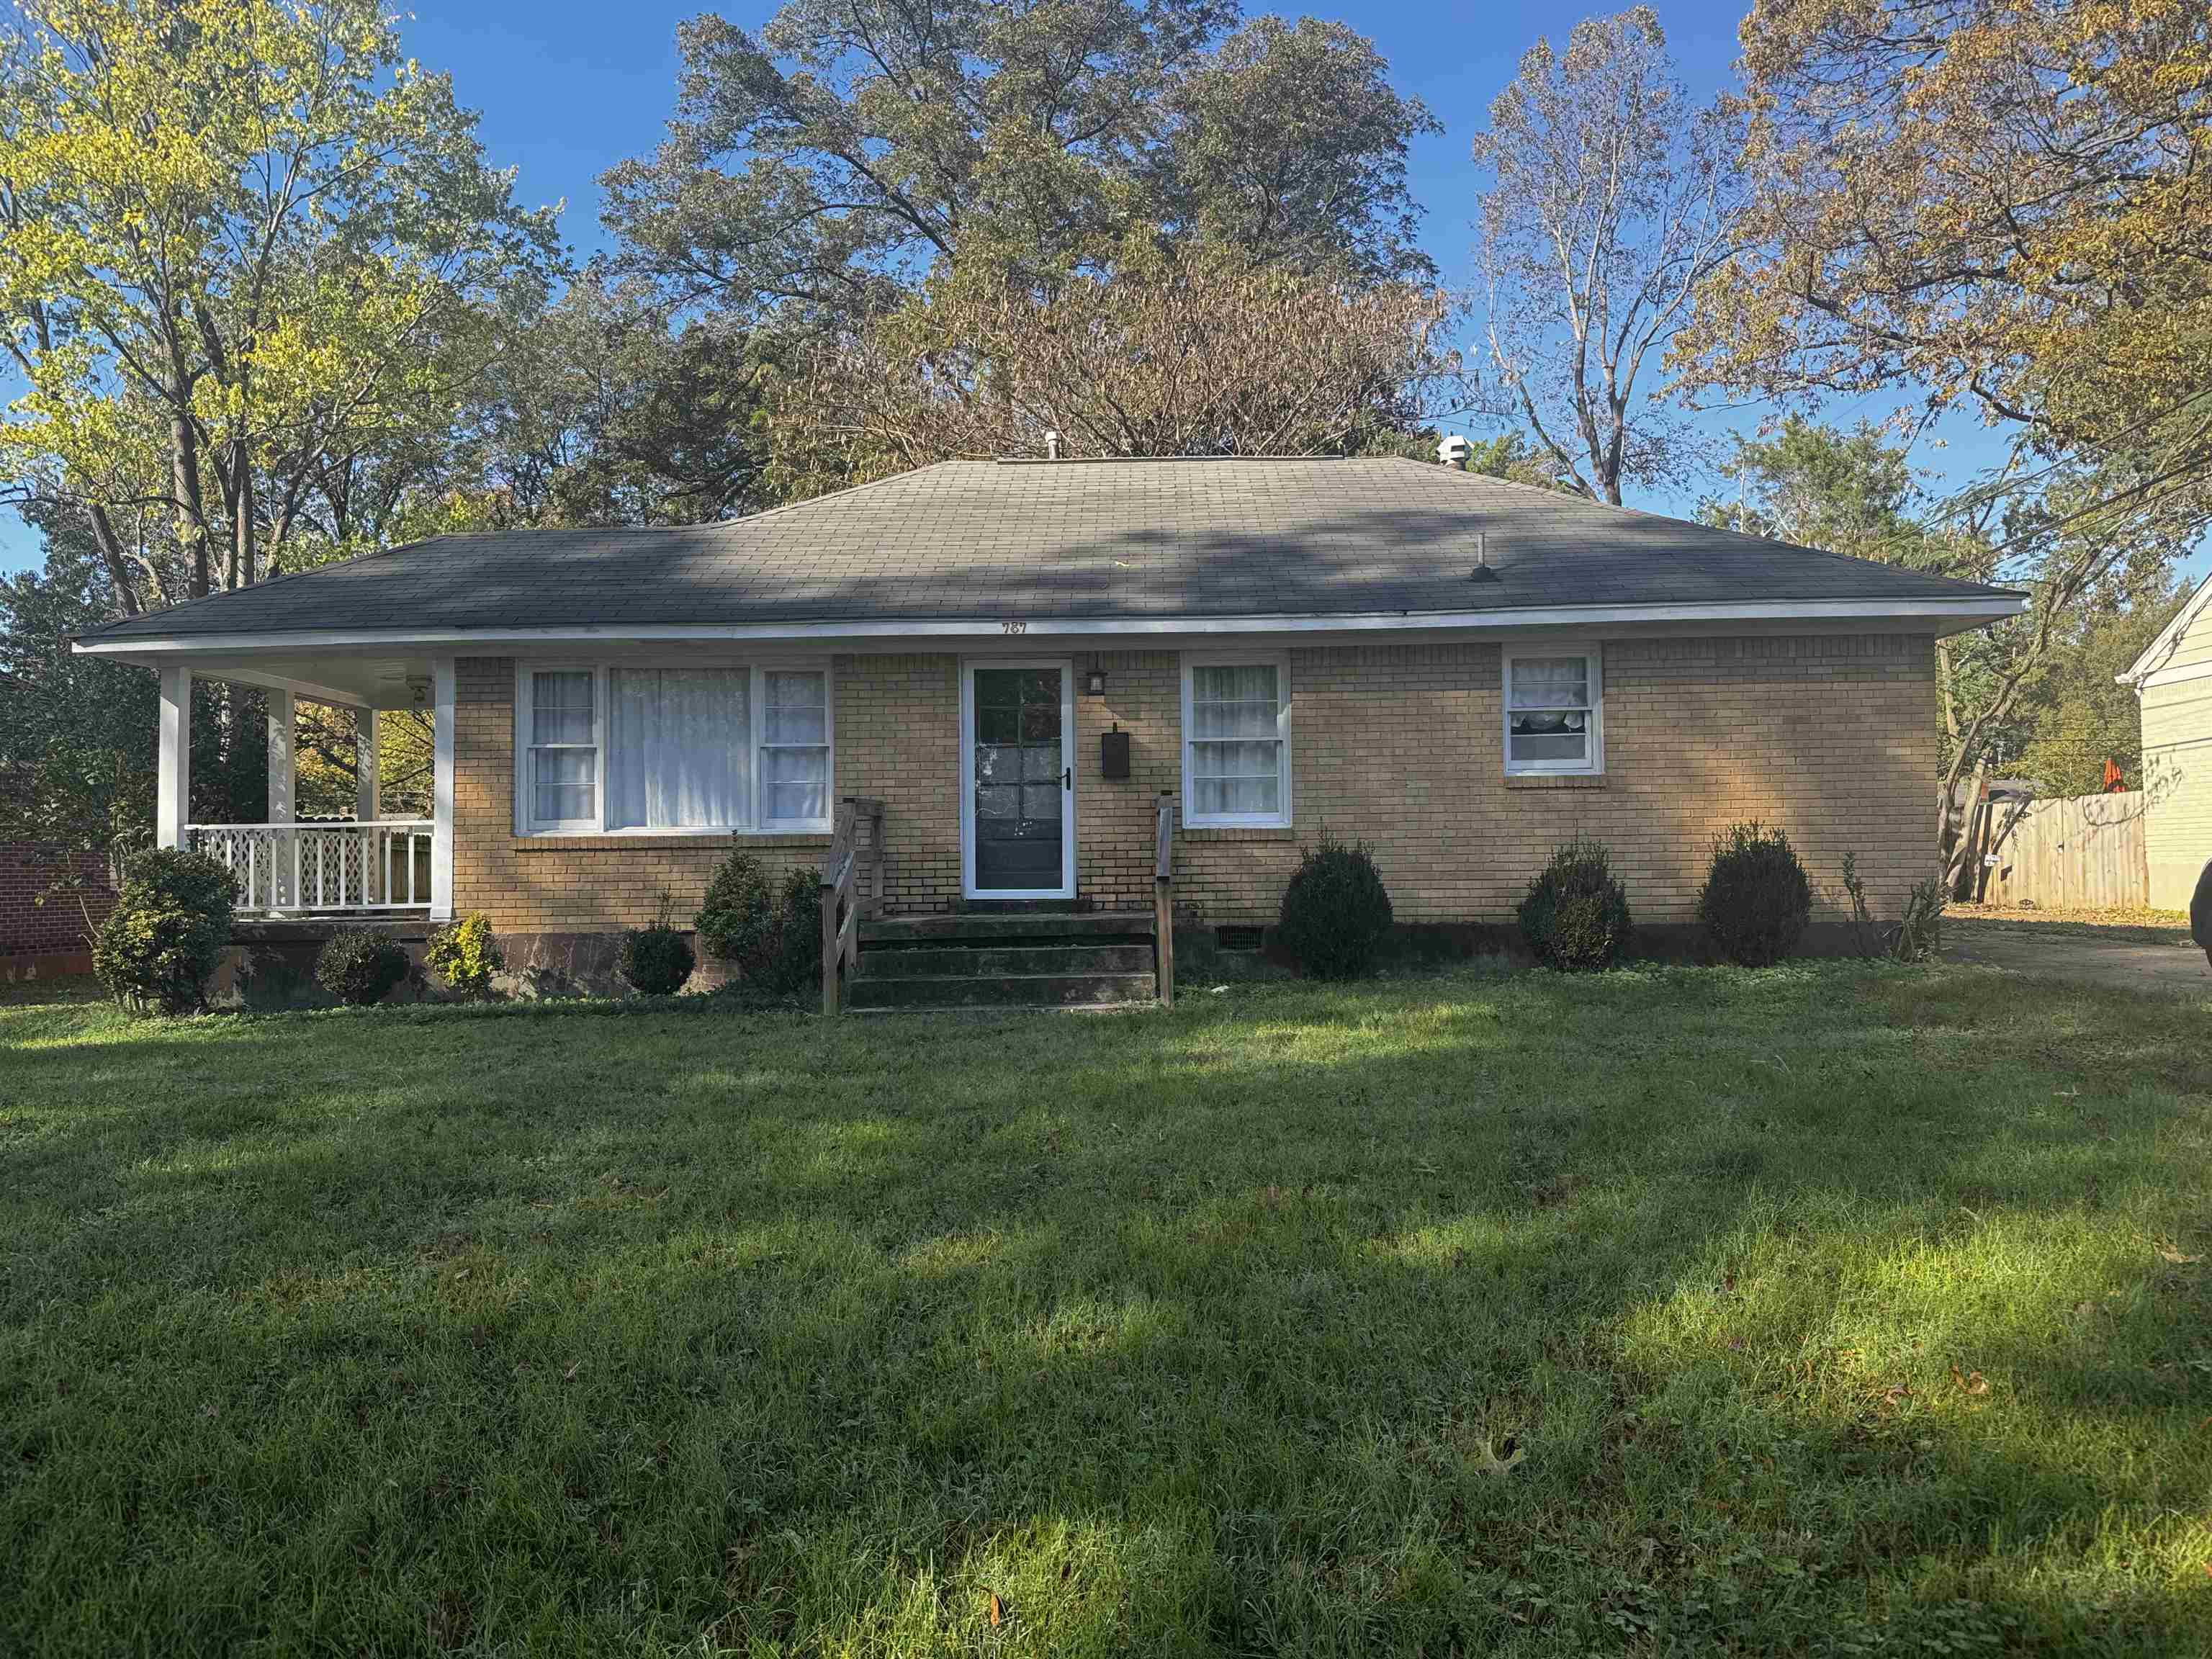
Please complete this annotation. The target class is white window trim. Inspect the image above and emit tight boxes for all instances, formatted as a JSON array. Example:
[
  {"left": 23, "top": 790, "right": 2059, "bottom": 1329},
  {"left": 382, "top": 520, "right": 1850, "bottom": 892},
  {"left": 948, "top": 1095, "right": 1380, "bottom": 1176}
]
[
  {"left": 1180, "top": 652, "right": 1293, "bottom": 828},
  {"left": 519, "top": 662, "right": 603, "bottom": 833},
  {"left": 512, "top": 660, "right": 835, "bottom": 837},
  {"left": 1502, "top": 643, "right": 1604, "bottom": 777}
]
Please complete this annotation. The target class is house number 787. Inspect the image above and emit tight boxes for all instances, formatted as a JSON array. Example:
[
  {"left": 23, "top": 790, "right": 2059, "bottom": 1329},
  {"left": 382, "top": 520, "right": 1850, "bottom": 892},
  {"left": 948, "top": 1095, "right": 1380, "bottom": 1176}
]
[{"left": 999, "top": 619, "right": 1028, "bottom": 634}]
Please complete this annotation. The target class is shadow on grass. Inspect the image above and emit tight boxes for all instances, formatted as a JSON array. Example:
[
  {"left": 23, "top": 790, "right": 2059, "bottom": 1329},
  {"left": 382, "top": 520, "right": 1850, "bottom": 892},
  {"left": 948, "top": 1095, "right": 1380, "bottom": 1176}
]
[{"left": 1, "top": 963, "right": 2208, "bottom": 1654}]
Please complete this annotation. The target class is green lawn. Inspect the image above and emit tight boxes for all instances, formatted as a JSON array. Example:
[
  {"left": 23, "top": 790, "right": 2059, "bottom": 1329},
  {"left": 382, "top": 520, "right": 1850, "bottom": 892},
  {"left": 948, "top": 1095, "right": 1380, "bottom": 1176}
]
[{"left": 3, "top": 965, "right": 2208, "bottom": 1656}]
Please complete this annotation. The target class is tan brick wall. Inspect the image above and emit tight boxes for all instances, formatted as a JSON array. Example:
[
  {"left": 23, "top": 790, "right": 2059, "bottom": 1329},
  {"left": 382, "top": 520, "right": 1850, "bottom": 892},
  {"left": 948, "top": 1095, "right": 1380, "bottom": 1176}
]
[{"left": 452, "top": 634, "right": 1940, "bottom": 932}]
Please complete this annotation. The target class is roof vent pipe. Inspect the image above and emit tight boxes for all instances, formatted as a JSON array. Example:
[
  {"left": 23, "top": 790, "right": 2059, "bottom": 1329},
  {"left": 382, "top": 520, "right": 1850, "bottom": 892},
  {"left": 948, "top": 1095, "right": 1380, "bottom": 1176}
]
[
  {"left": 1044, "top": 430, "right": 1062, "bottom": 461},
  {"left": 1470, "top": 529, "right": 1499, "bottom": 583}
]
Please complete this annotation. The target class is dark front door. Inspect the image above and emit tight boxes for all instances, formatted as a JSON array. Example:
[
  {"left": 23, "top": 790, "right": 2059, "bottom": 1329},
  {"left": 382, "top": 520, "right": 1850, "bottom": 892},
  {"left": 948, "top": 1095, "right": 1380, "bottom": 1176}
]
[{"left": 968, "top": 664, "right": 1070, "bottom": 895}]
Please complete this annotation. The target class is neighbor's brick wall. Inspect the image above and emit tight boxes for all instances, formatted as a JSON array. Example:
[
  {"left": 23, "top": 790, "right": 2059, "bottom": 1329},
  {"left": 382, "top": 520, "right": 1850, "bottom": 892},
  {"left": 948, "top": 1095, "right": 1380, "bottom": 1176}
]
[
  {"left": 1, "top": 843, "right": 114, "bottom": 958},
  {"left": 451, "top": 635, "right": 1939, "bottom": 932},
  {"left": 2141, "top": 673, "right": 2212, "bottom": 912}
]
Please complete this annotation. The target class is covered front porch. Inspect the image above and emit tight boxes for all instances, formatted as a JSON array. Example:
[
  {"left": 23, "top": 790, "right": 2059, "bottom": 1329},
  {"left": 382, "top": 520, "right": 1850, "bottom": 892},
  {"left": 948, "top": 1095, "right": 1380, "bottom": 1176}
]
[{"left": 151, "top": 652, "right": 454, "bottom": 922}]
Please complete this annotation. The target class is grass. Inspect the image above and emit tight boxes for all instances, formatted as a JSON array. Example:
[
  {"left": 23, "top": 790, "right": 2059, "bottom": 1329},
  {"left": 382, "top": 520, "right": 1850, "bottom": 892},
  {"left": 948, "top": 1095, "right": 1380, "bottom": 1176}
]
[
  {"left": 3, "top": 963, "right": 2209, "bottom": 1656},
  {"left": 1946, "top": 903, "right": 2194, "bottom": 947}
]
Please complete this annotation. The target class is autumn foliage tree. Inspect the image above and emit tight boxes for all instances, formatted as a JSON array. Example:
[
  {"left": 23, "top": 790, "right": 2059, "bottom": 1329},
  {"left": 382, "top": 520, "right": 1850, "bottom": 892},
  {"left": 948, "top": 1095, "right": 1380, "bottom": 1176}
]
[
  {"left": 1678, "top": 0, "right": 2212, "bottom": 502},
  {"left": 0, "top": 0, "right": 560, "bottom": 610},
  {"left": 772, "top": 240, "right": 1460, "bottom": 491}
]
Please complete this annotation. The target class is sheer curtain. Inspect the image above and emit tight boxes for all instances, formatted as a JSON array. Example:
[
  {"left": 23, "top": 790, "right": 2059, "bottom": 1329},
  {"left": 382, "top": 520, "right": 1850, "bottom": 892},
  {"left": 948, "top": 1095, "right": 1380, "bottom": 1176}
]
[
  {"left": 1190, "top": 662, "right": 1282, "bottom": 818},
  {"left": 608, "top": 669, "right": 749, "bottom": 829}
]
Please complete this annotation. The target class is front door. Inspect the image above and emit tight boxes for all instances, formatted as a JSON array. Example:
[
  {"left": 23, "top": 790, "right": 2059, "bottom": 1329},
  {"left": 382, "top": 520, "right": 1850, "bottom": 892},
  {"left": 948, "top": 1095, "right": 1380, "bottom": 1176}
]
[{"left": 962, "top": 660, "right": 1075, "bottom": 899}]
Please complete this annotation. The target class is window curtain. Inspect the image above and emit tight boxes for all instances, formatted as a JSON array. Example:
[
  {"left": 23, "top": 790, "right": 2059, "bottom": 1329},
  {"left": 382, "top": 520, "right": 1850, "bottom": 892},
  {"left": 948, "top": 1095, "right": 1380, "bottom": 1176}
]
[
  {"left": 760, "top": 670, "right": 829, "bottom": 824},
  {"left": 1191, "top": 663, "right": 1282, "bottom": 817},
  {"left": 608, "top": 669, "right": 749, "bottom": 829},
  {"left": 1508, "top": 655, "right": 1591, "bottom": 763}
]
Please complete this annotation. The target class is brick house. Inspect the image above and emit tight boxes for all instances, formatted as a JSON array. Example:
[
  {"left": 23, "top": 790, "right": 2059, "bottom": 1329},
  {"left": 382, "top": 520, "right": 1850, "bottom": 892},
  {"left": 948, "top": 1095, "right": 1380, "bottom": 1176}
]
[{"left": 73, "top": 455, "right": 2022, "bottom": 1004}]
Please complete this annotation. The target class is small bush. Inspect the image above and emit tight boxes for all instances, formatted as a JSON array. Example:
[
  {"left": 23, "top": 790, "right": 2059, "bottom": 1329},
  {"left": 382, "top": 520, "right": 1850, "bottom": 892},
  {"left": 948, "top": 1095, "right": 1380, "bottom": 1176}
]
[
  {"left": 1892, "top": 874, "right": 1945, "bottom": 963},
  {"left": 1698, "top": 822, "right": 1812, "bottom": 966},
  {"left": 426, "top": 913, "right": 503, "bottom": 998},
  {"left": 696, "top": 854, "right": 822, "bottom": 994},
  {"left": 619, "top": 923, "right": 696, "bottom": 997},
  {"left": 1518, "top": 840, "right": 1632, "bottom": 970},
  {"left": 315, "top": 925, "right": 410, "bottom": 1007},
  {"left": 91, "top": 848, "right": 236, "bottom": 1015},
  {"left": 1277, "top": 835, "right": 1393, "bottom": 979}
]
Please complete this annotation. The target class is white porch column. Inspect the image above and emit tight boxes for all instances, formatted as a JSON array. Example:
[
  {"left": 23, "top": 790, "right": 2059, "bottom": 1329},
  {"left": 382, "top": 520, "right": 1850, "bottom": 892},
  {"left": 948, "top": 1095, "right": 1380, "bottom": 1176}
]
[
  {"left": 266, "top": 688, "right": 296, "bottom": 823},
  {"left": 354, "top": 708, "right": 380, "bottom": 822},
  {"left": 157, "top": 665, "right": 192, "bottom": 849},
  {"left": 431, "top": 659, "right": 455, "bottom": 921}
]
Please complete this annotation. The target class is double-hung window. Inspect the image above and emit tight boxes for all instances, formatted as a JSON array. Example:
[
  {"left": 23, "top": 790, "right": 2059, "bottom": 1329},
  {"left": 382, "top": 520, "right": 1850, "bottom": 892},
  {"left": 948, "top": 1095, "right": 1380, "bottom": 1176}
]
[
  {"left": 1182, "top": 656, "right": 1291, "bottom": 827},
  {"left": 517, "top": 662, "right": 833, "bottom": 835},
  {"left": 1503, "top": 645, "right": 1603, "bottom": 775}
]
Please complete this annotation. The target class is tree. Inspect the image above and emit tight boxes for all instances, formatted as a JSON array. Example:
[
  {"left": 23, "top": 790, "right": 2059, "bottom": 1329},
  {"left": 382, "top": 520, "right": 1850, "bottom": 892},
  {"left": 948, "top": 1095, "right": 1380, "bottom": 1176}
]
[
  {"left": 1155, "top": 16, "right": 1439, "bottom": 282},
  {"left": 0, "top": 0, "right": 562, "bottom": 611},
  {"left": 1467, "top": 6, "right": 1742, "bottom": 504},
  {"left": 1676, "top": 0, "right": 2212, "bottom": 521},
  {"left": 603, "top": 1, "right": 1437, "bottom": 336},
  {"left": 1699, "top": 418, "right": 1925, "bottom": 562},
  {"left": 773, "top": 238, "right": 1460, "bottom": 493},
  {"left": 2014, "top": 585, "right": 2191, "bottom": 797}
]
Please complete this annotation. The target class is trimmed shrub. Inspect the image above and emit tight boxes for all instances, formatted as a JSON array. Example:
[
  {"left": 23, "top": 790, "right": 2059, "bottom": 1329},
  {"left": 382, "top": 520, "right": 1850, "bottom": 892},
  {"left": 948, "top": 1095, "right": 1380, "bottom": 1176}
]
[
  {"left": 696, "top": 854, "right": 822, "bottom": 995},
  {"left": 619, "top": 925, "right": 696, "bottom": 997},
  {"left": 315, "top": 925, "right": 410, "bottom": 1007},
  {"left": 1277, "top": 835, "right": 1393, "bottom": 980},
  {"left": 426, "top": 913, "right": 503, "bottom": 998},
  {"left": 1698, "top": 822, "right": 1812, "bottom": 966},
  {"left": 91, "top": 848, "right": 236, "bottom": 1015},
  {"left": 1518, "top": 840, "right": 1632, "bottom": 970}
]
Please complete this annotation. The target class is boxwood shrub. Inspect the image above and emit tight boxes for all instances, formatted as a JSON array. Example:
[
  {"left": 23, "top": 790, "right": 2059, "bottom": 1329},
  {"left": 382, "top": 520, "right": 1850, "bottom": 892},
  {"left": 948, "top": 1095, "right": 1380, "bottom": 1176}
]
[
  {"left": 1697, "top": 822, "right": 1812, "bottom": 966},
  {"left": 696, "top": 854, "right": 822, "bottom": 995},
  {"left": 315, "top": 925, "right": 410, "bottom": 1007},
  {"left": 1277, "top": 835, "right": 1393, "bottom": 980},
  {"left": 1518, "top": 839, "right": 1632, "bottom": 970},
  {"left": 619, "top": 925, "right": 696, "bottom": 997},
  {"left": 91, "top": 848, "right": 236, "bottom": 1015}
]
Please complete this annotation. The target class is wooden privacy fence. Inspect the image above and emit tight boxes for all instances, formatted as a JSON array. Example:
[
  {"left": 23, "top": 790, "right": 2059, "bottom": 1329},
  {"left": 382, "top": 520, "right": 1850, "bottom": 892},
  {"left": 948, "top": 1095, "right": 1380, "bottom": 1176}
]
[{"left": 1963, "top": 790, "right": 2149, "bottom": 909}]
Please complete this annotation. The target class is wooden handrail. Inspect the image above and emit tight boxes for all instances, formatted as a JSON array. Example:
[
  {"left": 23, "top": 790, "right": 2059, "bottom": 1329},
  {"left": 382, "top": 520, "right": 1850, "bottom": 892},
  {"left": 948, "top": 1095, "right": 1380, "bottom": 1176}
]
[
  {"left": 819, "top": 796, "right": 889, "bottom": 1014},
  {"left": 1154, "top": 791, "right": 1176, "bottom": 1007}
]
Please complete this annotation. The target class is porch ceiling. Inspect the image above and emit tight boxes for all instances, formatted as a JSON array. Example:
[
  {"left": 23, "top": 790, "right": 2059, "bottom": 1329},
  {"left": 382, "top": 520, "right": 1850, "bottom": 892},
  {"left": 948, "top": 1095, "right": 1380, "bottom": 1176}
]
[{"left": 117, "top": 648, "right": 437, "bottom": 710}]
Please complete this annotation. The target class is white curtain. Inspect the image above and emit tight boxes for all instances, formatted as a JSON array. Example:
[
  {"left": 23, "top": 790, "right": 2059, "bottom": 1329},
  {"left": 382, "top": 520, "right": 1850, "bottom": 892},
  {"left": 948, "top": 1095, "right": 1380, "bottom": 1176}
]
[
  {"left": 529, "top": 670, "right": 596, "bottom": 824},
  {"left": 1509, "top": 656, "right": 1589, "bottom": 709},
  {"left": 1191, "top": 663, "right": 1282, "bottom": 817},
  {"left": 608, "top": 668, "right": 749, "bottom": 829},
  {"left": 760, "top": 670, "right": 829, "bottom": 824}
]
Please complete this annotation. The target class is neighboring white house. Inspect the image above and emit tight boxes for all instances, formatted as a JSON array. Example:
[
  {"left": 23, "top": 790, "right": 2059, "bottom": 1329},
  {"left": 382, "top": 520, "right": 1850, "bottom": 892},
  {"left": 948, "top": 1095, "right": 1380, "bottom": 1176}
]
[{"left": 2122, "top": 571, "right": 2212, "bottom": 910}]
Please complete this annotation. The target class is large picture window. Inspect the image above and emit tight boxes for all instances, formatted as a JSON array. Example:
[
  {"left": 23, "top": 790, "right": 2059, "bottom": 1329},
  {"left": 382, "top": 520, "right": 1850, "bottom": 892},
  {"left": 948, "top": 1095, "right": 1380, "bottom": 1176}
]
[
  {"left": 1503, "top": 646, "right": 1604, "bottom": 775},
  {"left": 1182, "top": 656, "right": 1291, "bottom": 827},
  {"left": 516, "top": 662, "right": 832, "bottom": 835}
]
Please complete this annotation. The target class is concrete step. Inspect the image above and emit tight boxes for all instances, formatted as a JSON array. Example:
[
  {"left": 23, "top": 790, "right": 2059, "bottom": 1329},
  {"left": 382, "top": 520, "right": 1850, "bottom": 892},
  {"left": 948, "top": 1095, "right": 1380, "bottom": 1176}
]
[
  {"left": 859, "top": 910, "right": 1154, "bottom": 945},
  {"left": 846, "top": 971, "right": 1158, "bottom": 1010},
  {"left": 855, "top": 943, "right": 1156, "bottom": 979}
]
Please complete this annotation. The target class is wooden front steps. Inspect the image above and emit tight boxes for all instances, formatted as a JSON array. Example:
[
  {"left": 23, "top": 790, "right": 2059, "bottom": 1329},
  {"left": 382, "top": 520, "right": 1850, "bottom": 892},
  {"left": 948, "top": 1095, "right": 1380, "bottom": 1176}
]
[{"left": 848, "top": 911, "right": 1159, "bottom": 1010}]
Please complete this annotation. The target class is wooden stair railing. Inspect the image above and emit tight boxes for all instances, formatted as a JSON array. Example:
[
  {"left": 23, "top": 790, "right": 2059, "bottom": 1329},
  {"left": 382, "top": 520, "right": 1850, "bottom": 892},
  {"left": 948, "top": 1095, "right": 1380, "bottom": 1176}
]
[
  {"left": 1154, "top": 790, "right": 1176, "bottom": 1007},
  {"left": 820, "top": 796, "right": 887, "bottom": 1014}
]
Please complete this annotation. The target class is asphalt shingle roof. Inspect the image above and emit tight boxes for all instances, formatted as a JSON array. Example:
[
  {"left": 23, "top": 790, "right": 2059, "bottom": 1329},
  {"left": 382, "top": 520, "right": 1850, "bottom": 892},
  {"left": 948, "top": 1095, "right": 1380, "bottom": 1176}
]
[{"left": 80, "top": 457, "right": 2018, "bottom": 643}]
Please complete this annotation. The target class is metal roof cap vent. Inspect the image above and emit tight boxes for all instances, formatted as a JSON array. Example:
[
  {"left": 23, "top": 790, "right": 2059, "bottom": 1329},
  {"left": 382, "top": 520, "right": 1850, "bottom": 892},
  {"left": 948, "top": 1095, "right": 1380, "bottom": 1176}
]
[
  {"left": 1044, "top": 430, "right": 1062, "bottom": 461},
  {"left": 1436, "top": 433, "right": 1472, "bottom": 469}
]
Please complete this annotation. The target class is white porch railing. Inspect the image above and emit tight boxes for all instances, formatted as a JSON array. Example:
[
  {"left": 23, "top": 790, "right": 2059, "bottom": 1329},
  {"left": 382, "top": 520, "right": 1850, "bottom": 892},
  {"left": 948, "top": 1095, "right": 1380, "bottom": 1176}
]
[{"left": 188, "top": 821, "right": 434, "bottom": 914}]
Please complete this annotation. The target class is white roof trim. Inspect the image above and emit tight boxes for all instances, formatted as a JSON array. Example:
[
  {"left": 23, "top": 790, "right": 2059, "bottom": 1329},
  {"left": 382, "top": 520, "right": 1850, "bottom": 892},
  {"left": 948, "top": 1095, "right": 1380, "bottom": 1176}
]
[
  {"left": 75, "top": 595, "right": 2026, "bottom": 659},
  {"left": 2120, "top": 570, "right": 2212, "bottom": 685}
]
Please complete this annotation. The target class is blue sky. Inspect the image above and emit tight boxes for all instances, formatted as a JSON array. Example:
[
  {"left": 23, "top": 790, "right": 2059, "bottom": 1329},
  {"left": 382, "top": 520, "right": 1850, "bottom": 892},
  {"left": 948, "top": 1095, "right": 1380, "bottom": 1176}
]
[{"left": 5, "top": 1, "right": 2197, "bottom": 580}]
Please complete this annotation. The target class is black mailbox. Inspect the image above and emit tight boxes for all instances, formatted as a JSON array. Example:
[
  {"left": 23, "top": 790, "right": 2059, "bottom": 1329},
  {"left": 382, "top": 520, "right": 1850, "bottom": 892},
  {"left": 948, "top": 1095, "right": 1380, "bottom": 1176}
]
[{"left": 1100, "top": 724, "right": 1131, "bottom": 780}]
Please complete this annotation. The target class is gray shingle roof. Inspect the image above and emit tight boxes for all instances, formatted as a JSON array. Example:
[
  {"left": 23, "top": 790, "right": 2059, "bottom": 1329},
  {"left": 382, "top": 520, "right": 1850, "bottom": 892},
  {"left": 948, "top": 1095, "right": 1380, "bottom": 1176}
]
[{"left": 78, "top": 457, "right": 2018, "bottom": 643}]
